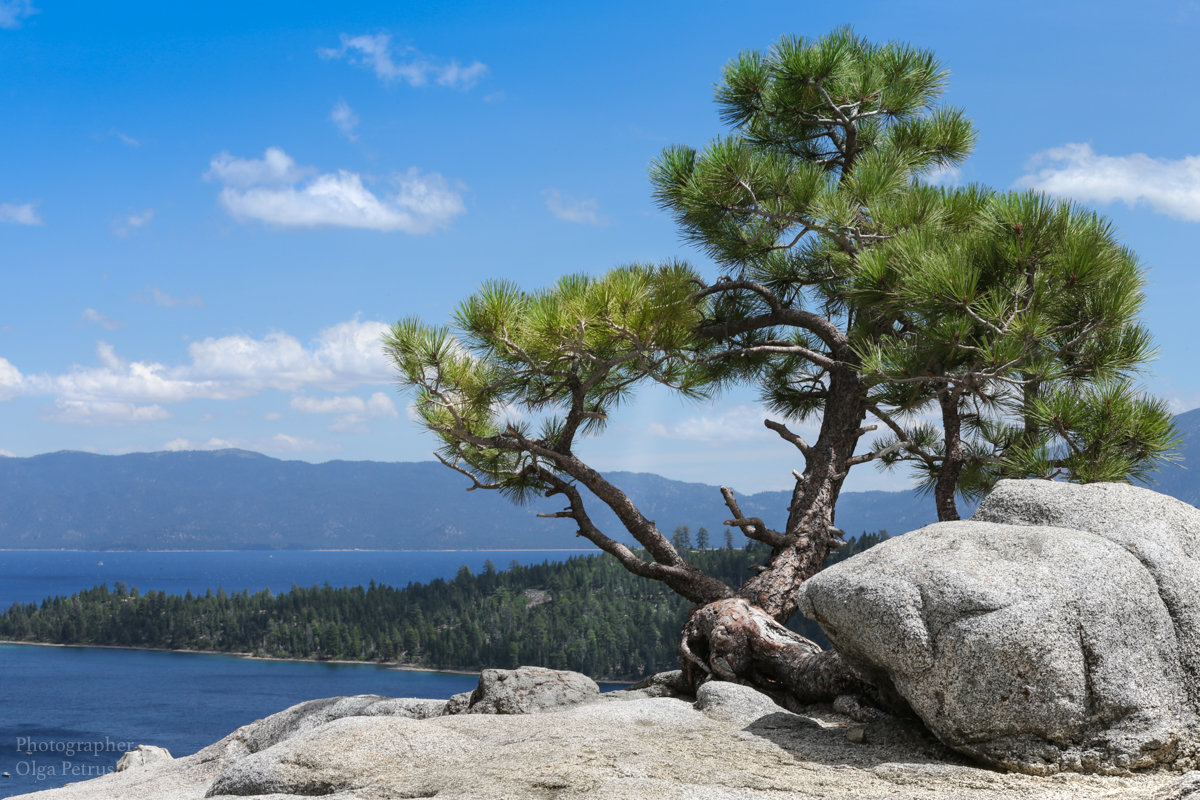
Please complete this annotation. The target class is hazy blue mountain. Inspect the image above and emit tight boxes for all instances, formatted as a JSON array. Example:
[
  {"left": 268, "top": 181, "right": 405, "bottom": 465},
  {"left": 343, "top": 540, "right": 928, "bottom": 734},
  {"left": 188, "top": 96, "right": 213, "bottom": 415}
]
[
  {"left": 0, "top": 449, "right": 936, "bottom": 551},
  {"left": 2, "top": 409, "right": 1193, "bottom": 551},
  {"left": 1141, "top": 406, "right": 1200, "bottom": 505}
]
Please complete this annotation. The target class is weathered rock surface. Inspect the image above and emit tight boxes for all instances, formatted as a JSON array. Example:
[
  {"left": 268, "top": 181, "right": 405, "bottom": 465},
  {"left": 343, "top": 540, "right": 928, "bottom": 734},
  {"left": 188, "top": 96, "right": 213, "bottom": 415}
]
[
  {"left": 9, "top": 674, "right": 1180, "bottom": 800},
  {"left": 464, "top": 665, "right": 598, "bottom": 714},
  {"left": 800, "top": 480, "right": 1200, "bottom": 776},
  {"left": 974, "top": 479, "right": 1200, "bottom": 710},
  {"left": 114, "top": 745, "right": 173, "bottom": 772}
]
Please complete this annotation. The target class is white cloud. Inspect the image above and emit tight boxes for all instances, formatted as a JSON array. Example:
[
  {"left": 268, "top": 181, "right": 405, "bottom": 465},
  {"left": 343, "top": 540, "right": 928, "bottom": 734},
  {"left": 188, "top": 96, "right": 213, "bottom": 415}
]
[
  {"left": 110, "top": 129, "right": 140, "bottom": 148},
  {"left": 207, "top": 149, "right": 465, "bottom": 233},
  {"left": 45, "top": 398, "right": 170, "bottom": 426},
  {"left": 318, "top": 33, "right": 487, "bottom": 89},
  {"left": 113, "top": 208, "right": 154, "bottom": 237},
  {"left": 543, "top": 189, "right": 607, "bottom": 226},
  {"left": 0, "top": 202, "right": 43, "bottom": 226},
  {"left": 0, "top": 448, "right": 15, "bottom": 457},
  {"left": 206, "top": 147, "right": 313, "bottom": 188},
  {"left": 0, "top": 357, "right": 23, "bottom": 400},
  {"left": 648, "top": 405, "right": 796, "bottom": 444},
  {"left": 163, "top": 433, "right": 335, "bottom": 455},
  {"left": 3, "top": 319, "right": 397, "bottom": 427},
  {"left": 1017, "top": 143, "right": 1200, "bottom": 222},
  {"left": 164, "top": 437, "right": 234, "bottom": 452},
  {"left": 331, "top": 99, "right": 359, "bottom": 141},
  {"left": 270, "top": 433, "right": 336, "bottom": 452},
  {"left": 918, "top": 163, "right": 962, "bottom": 187},
  {"left": 81, "top": 309, "right": 125, "bottom": 330},
  {"left": 0, "top": 0, "right": 36, "bottom": 29},
  {"left": 135, "top": 286, "right": 204, "bottom": 308},
  {"left": 291, "top": 390, "right": 398, "bottom": 432}
]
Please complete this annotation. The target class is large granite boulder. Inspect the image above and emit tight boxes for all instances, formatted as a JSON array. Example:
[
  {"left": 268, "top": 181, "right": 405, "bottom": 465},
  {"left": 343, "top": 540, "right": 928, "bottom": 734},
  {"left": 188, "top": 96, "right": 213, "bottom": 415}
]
[
  {"left": 799, "top": 480, "right": 1200, "bottom": 775},
  {"left": 974, "top": 479, "right": 1200, "bottom": 711},
  {"left": 464, "top": 665, "right": 599, "bottom": 714}
]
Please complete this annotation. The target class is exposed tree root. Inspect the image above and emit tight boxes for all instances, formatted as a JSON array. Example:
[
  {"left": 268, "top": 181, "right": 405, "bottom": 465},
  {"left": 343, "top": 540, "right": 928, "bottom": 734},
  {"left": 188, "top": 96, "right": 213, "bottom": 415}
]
[{"left": 679, "top": 597, "right": 887, "bottom": 722}]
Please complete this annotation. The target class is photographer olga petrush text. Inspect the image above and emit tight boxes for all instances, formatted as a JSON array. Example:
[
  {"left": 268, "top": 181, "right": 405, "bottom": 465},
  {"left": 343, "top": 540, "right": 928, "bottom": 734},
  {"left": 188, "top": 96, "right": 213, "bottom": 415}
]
[{"left": 12, "top": 736, "right": 136, "bottom": 782}]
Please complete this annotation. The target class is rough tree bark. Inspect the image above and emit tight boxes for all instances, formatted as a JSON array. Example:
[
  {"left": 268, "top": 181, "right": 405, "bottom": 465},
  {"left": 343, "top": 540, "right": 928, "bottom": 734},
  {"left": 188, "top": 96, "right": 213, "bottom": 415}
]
[
  {"left": 933, "top": 387, "right": 964, "bottom": 522},
  {"left": 671, "top": 359, "right": 888, "bottom": 718}
]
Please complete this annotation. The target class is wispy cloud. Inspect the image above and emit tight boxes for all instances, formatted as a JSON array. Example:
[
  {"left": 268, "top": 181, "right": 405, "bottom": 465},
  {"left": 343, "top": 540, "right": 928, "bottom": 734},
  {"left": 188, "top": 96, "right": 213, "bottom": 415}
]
[
  {"left": 0, "top": 448, "right": 15, "bottom": 457},
  {"left": 81, "top": 308, "right": 125, "bottom": 331},
  {"left": 318, "top": 33, "right": 487, "bottom": 89},
  {"left": 1016, "top": 143, "right": 1200, "bottom": 222},
  {"left": 291, "top": 390, "right": 397, "bottom": 432},
  {"left": 164, "top": 437, "right": 235, "bottom": 452},
  {"left": 330, "top": 99, "right": 359, "bottom": 141},
  {"left": 646, "top": 405, "right": 798, "bottom": 444},
  {"left": 113, "top": 208, "right": 154, "bottom": 237},
  {"left": 0, "top": 0, "right": 37, "bottom": 29},
  {"left": 110, "top": 129, "right": 140, "bottom": 148},
  {"left": 270, "top": 433, "right": 338, "bottom": 453},
  {"left": 134, "top": 286, "right": 204, "bottom": 308},
  {"left": 0, "top": 357, "right": 21, "bottom": 401},
  {"left": 207, "top": 147, "right": 313, "bottom": 187},
  {"left": 4, "top": 319, "right": 394, "bottom": 423},
  {"left": 206, "top": 148, "right": 465, "bottom": 233},
  {"left": 918, "top": 163, "right": 962, "bottom": 187},
  {"left": 0, "top": 201, "right": 44, "bottom": 226},
  {"left": 45, "top": 399, "right": 170, "bottom": 426},
  {"left": 543, "top": 188, "right": 607, "bottom": 226},
  {"left": 162, "top": 433, "right": 338, "bottom": 455}
]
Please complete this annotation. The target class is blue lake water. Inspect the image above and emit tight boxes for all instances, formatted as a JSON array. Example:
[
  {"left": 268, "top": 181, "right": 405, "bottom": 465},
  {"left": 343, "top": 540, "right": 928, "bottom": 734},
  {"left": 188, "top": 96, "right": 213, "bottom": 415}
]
[
  {"left": 0, "top": 549, "right": 607, "bottom": 798},
  {"left": 0, "top": 549, "right": 599, "bottom": 611}
]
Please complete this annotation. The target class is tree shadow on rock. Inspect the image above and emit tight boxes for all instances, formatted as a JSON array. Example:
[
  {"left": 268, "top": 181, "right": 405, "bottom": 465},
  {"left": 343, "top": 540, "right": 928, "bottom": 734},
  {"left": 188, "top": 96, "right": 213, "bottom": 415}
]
[{"left": 743, "top": 710, "right": 975, "bottom": 771}]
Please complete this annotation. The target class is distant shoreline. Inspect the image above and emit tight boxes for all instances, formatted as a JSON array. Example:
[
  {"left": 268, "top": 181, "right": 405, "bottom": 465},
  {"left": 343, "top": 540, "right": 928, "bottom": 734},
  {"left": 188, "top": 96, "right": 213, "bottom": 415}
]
[
  {"left": 0, "top": 548, "right": 603, "bottom": 554},
  {"left": 0, "top": 640, "right": 634, "bottom": 684},
  {"left": 0, "top": 639, "right": 481, "bottom": 675}
]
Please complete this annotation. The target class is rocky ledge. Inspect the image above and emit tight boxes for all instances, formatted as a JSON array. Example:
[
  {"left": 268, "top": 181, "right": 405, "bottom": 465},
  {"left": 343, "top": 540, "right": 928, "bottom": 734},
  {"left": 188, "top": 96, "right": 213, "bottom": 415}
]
[{"left": 11, "top": 666, "right": 1198, "bottom": 800}]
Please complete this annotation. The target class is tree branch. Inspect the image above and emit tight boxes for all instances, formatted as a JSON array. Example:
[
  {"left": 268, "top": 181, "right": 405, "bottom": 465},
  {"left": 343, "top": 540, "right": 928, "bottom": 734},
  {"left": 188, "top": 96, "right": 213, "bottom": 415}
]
[
  {"left": 763, "top": 418, "right": 812, "bottom": 456},
  {"left": 721, "top": 486, "right": 788, "bottom": 548},
  {"left": 434, "top": 452, "right": 503, "bottom": 491}
]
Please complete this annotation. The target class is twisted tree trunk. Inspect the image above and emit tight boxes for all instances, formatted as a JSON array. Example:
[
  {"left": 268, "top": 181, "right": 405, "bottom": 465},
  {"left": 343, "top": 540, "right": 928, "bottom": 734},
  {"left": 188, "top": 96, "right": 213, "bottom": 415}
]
[{"left": 674, "top": 367, "right": 889, "bottom": 720}]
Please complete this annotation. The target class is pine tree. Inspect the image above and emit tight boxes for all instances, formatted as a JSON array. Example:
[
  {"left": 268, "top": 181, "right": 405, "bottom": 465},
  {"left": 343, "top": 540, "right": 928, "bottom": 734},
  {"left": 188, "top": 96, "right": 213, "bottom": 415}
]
[{"left": 386, "top": 28, "right": 1176, "bottom": 710}]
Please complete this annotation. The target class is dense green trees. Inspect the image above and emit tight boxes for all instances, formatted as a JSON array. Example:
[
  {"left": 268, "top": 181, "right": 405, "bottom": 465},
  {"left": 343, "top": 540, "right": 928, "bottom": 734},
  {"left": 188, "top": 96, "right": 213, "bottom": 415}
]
[{"left": 0, "top": 535, "right": 884, "bottom": 680}]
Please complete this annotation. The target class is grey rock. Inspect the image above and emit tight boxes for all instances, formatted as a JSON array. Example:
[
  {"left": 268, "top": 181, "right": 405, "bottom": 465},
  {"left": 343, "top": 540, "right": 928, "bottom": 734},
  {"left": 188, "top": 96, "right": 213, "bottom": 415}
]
[
  {"left": 360, "top": 696, "right": 446, "bottom": 719},
  {"left": 602, "top": 669, "right": 692, "bottom": 701},
  {"left": 10, "top": 691, "right": 1185, "bottom": 800},
  {"left": 800, "top": 502, "right": 1200, "bottom": 775},
  {"left": 846, "top": 725, "right": 866, "bottom": 744},
  {"left": 465, "top": 665, "right": 598, "bottom": 714},
  {"left": 974, "top": 479, "right": 1200, "bottom": 710},
  {"left": 1152, "top": 771, "right": 1200, "bottom": 800},
  {"left": 114, "top": 745, "right": 172, "bottom": 772},
  {"left": 222, "top": 694, "right": 386, "bottom": 755},
  {"left": 629, "top": 669, "right": 690, "bottom": 697},
  {"left": 441, "top": 690, "right": 472, "bottom": 716},
  {"left": 205, "top": 715, "right": 474, "bottom": 797},
  {"left": 694, "top": 680, "right": 784, "bottom": 725}
]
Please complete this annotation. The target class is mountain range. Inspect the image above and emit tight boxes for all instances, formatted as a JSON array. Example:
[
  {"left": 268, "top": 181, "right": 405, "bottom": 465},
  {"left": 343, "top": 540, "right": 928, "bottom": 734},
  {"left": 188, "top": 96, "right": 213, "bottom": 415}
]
[{"left": 1, "top": 407, "right": 1195, "bottom": 551}]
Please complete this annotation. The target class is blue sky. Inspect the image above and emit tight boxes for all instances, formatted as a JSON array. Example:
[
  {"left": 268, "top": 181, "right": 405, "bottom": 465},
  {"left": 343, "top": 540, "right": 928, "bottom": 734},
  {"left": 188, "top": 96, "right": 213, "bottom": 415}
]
[{"left": 3, "top": 0, "right": 1200, "bottom": 494}]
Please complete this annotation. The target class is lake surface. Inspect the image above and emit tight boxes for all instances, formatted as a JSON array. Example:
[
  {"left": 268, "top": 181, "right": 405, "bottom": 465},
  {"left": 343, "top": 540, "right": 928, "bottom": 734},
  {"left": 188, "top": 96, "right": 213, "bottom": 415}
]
[
  {"left": 0, "top": 549, "right": 599, "bottom": 611},
  {"left": 0, "top": 549, "right": 605, "bottom": 798}
]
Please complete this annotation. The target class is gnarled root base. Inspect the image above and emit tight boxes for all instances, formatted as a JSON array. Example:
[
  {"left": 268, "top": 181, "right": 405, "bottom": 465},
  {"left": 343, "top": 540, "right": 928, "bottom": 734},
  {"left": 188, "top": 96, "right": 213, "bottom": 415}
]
[{"left": 679, "top": 597, "right": 887, "bottom": 722}]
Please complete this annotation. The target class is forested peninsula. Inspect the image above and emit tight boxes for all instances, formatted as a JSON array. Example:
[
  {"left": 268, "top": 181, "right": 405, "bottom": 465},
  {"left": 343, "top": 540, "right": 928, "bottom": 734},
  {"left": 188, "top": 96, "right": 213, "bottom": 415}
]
[{"left": 0, "top": 534, "right": 884, "bottom": 680}]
